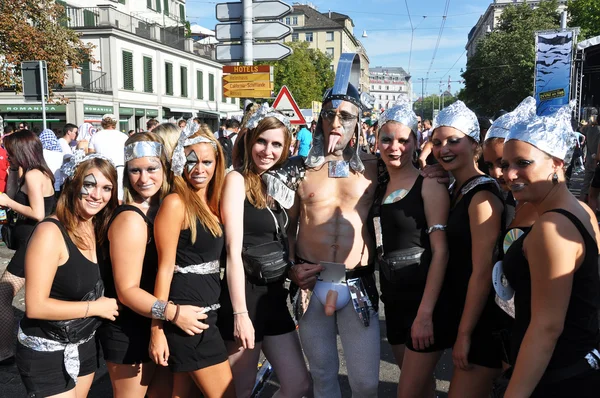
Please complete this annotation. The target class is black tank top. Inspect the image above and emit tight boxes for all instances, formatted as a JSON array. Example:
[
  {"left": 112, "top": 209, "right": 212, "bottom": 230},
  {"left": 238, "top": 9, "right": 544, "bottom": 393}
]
[
  {"left": 242, "top": 198, "right": 286, "bottom": 248},
  {"left": 21, "top": 218, "right": 101, "bottom": 339},
  {"left": 101, "top": 205, "right": 157, "bottom": 324},
  {"left": 14, "top": 190, "right": 55, "bottom": 226},
  {"left": 504, "top": 209, "right": 600, "bottom": 370}
]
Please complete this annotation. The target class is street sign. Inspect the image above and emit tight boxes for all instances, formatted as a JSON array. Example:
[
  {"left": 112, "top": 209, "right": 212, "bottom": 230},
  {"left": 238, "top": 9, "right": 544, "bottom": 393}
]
[
  {"left": 224, "top": 88, "right": 272, "bottom": 98},
  {"left": 223, "top": 73, "right": 271, "bottom": 82},
  {"left": 224, "top": 81, "right": 273, "bottom": 90},
  {"left": 223, "top": 65, "right": 271, "bottom": 73},
  {"left": 216, "top": 1, "right": 292, "bottom": 22},
  {"left": 216, "top": 43, "right": 292, "bottom": 62},
  {"left": 216, "top": 21, "right": 293, "bottom": 41},
  {"left": 21, "top": 61, "right": 48, "bottom": 102},
  {"left": 273, "top": 86, "right": 306, "bottom": 124}
]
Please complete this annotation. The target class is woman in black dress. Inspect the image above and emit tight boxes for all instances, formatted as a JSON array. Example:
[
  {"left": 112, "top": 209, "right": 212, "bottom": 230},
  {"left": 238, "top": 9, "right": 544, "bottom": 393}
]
[
  {"left": 424, "top": 101, "right": 507, "bottom": 397},
  {"left": 219, "top": 107, "right": 310, "bottom": 397},
  {"left": 502, "top": 103, "right": 600, "bottom": 397},
  {"left": 150, "top": 125, "right": 235, "bottom": 397},
  {"left": 368, "top": 104, "right": 450, "bottom": 398},
  {"left": 15, "top": 155, "right": 119, "bottom": 397}
]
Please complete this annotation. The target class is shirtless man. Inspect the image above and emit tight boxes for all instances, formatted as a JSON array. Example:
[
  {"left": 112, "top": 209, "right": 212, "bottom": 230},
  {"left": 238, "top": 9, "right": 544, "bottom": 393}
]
[{"left": 285, "top": 54, "right": 380, "bottom": 398}]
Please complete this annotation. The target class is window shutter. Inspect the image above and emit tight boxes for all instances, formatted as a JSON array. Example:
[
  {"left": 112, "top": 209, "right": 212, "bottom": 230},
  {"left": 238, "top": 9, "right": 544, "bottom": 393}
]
[
  {"left": 156, "top": 0, "right": 161, "bottom": 13},
  {"left": 165, "top": 63, "right": 173, "bottom": 95},
  {"left": 143, "top": 57, "right": 153, "bottom": 93},
  {"left": 123, "top": 51, "right": 133, "bottom": 90},
  {"left": 181, "top": 66, "right": 188, "bottom": 97},
  {"left": 179, "top": 4, "right": 185, "bottom": 23},
  {"left": 208, "top": 74, "right": 215, "bottom": 101},
  {"left": 197, "top": 71, "right": 204, "bottom": 99},
  {"left": 163, "top": 0, "right": 169, "bottom": 15}
]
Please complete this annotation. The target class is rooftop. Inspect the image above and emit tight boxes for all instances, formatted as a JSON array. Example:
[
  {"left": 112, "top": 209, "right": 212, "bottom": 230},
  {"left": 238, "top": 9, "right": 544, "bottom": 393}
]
[{"left": 291, "top": 5, "right": 347, "bottom": 30}]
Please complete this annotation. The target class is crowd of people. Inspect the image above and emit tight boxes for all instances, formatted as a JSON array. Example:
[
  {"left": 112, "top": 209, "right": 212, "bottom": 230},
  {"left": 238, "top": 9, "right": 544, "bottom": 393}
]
[{"left": 0, "top": 51, "right": 598, "bottom": 398}]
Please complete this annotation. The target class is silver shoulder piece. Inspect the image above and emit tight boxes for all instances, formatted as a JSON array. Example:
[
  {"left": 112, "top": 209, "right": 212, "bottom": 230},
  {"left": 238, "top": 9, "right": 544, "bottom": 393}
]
[
  {"left": 461, "top": 175, "right": 499, "bottom": 195},
  {"left": 261, "top": 157, "right": 307, "bottom": 209}
]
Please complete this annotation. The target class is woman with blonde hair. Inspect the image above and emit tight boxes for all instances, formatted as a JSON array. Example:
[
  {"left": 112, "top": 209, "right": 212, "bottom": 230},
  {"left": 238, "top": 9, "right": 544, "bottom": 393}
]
[
  {"left": 150, "top": 123, "right": 235, "bottom": 397},
  {"left": 218, "top": 105, "right": 310, "bottom": 397}
]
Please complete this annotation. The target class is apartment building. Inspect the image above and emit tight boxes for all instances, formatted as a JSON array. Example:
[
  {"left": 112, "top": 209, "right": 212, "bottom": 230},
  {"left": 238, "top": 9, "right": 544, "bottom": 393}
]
[{"left": 369, "top": 67, "right": 412, "bottom": 111}]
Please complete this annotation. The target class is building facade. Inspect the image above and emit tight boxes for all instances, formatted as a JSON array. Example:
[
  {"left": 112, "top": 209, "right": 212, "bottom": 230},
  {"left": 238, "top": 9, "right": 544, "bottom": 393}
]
[
  {"left": 369, "top": 67, "right": 412, "bottom": 111},
  {"left": 0, "top": 0, "right": 240, "bottom": 133},
  {"left": 466, "top": 0, "right": 568, "bottom": 58},
  {"left": 282, "top": 4, "right": 370, "bottom": 93}
]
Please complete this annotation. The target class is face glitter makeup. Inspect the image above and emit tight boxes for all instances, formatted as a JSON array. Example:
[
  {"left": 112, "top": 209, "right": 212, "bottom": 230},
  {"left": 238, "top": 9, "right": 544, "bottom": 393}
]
[
  {"left": 185, "top": 150, "right": 199, "bottom": 174},
  {"left": 81, "top": 174, "right": 97, "bottom": 197}
]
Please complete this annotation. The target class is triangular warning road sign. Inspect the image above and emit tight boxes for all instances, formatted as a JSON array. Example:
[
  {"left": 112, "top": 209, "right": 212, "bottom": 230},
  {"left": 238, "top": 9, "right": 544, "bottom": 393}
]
[{"left": 272, "top": 86, "right": 306, "bottom": 125}]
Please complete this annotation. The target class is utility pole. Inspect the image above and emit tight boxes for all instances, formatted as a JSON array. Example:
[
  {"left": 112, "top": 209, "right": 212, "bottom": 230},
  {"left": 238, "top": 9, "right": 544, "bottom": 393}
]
[
  {"left": 242, "top": 0, "right": 253, "bottom": 65},
  {"left": 417, "top": 77, "right": 426, "bottom": 120}
]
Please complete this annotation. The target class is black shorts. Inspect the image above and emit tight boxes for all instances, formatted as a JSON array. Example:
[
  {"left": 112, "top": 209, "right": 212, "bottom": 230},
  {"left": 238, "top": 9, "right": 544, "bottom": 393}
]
[
  {"left": 16, "top": 337, "right": 97, "bottom": 397},
  {"left": 97, "top": 314, "right": 151, "bottom": 364},
  {"left": 164, "top": 310, "right": 228, "bottom": 373},
  {"left": 218, "top": 277, "right": 296, "bottom": 343},
  {"left": 591, "top": 164, "right": 600, "bottom": 189}
]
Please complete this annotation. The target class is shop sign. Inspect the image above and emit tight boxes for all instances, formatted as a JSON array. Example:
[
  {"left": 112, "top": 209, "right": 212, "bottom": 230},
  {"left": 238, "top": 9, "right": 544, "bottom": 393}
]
[
  {"left": 119, "top": 107, "right": 134, "bottom": 116},
  {"left": 0, "top": 104, "right": 66, "bottom": 113},
  {"left": 135, "top": 108, "right": 145, "bottom": 116},
  {"left": 84, "top": 105, "right": 114, "bottom": 114},
  {"left": 146, "top": 109, "right": 159, "bottom": 117}
]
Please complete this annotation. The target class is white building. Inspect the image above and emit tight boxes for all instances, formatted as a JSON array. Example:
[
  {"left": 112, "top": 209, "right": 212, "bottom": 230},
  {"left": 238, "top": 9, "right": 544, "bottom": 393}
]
[
  {"left": 0, "top": 0, "right": 240, "bottom": 133},
  {"left": 466, "top": 0, "right": 568, "bottom": 58},
  {"left": 369, "top": 67, "right": 411, "bottom": 111}
]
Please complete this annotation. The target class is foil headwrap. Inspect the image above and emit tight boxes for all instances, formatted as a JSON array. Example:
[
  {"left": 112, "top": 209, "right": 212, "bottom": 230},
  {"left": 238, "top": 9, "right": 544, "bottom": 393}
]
[
  {"left": 485, "top": 97, "right": 537, "bottom": 141},
  {"left": 432, "top": 100, "right": 480, "bottom": 142},
  {"left": 18, "top": 326, "right": 96, "bottom": 384},
  {"left": 171, "top": 118, "right": 217, "bottom": 176},
  {"left": 378, "top": 98, "right": 420, "bottom": 143},
  {"left": 245, "top": 103, "right": 292, "bottom": 132},
  {"left": 173, "top": 260, "right": 220, "bottom": 274},
  {"left": 60, "top": 149, "right": 116, "bottom": 179},
  {"left": 124, "top": 141, "right": 163, "bottom": 162},
  {"left": 506, "top": 100, "right": 578, "bottom": 163},
  {"left": 261, "top": 157, "right": 306, "bottom": 209}
]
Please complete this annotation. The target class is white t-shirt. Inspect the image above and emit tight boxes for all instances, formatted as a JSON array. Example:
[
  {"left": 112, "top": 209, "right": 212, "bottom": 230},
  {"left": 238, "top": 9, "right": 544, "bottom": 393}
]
[
  {"left": 89, "top": 129, "right": 128, "bottom": 200},
  {"left": 43, "top": 149, "right": 66, "bottom": 192}
]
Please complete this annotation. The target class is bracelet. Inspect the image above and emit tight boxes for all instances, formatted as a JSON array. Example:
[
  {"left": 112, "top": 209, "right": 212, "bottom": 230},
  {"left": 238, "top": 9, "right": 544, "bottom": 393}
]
[
  {"left": 166, "top": 301, "right": 175, "bottom": 321},
  {"left": 172, "top": 304, "right": 181, "bottom": 323},
  {"left": 151, "top": 300, "right": 168, "bottom": 320},
  {"left": 426, "top": 224, "right": 446, "bottom": 234},
  {"left": 233, "top": 310, "right": 248, "bottom": 316},
  {"left": 83, "top": 301, "right": 90, "bottom": 319}
]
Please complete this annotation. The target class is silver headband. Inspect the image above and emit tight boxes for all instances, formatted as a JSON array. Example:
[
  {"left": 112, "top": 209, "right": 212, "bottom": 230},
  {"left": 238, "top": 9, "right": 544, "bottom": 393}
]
[
  {"left": 378, "top": 99, "right": 420, "bottom": 143},
  {"left": 60, "top": 149, "right": 116, "bottom": 179},
  {"left": 506, "top": 100, "right": 577, "bottom": 163},
  {"left": 124, "top": 141, "right": 163, "bottom": 163},
  {"left": 485, "top": 97, "right": 537, "bottom": 142},
  {"left": 245, "top": 103, "right": 292, "bottom": 131},
  {"left": 171, "top": 118, "right": 217, "bottom": 176},
  {"left": 432, "top": 100, "right": 480, "bottom": 142}
]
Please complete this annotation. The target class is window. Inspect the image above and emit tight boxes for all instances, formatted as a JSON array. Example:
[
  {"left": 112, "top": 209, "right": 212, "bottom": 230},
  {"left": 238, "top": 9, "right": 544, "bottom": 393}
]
[
  {"left": 196, "top": 70, "right": 203, "bottom": 99},
  {"left": 156, "top": 0, "right": 161, "bottom": 12},
  {"left": 285, "top": 17, "right": 290, "bottom": 24},
  {"left": 291, "top": 16, "right": 298, "bottom": 25},
  {"left": 330, "top": 65, "right": 334, "bottom": 71},
  {"left": 143, "top": 56, "right": 153, "bottom": 93},
  {"left": 326, "top": 31, "right": 334, "bottom": 41},
  {"left": 119, "top": 0, "right": 125, "bottom": 4},
  {"left": 180, "top": 66, "right": 188, "bottom": 97},
  {"left": 180, "top": 4, "right": 185, "bottom": 22},
  {"left": 163, "top": 0, "right": 168, "bottom": 15},
  {"left": 291, "top": 33, "right": 299, "bottom": 42},
  {"left": 83, "top": 9, "right": 96, "bottom": 26},
  {"left": 378, "top": 85, "right": 382, "bottom": 90},
  {"left": 165, "top": 62, "right": 173, "bottom": 95},
  {"left": 305, "top": 32, "right": 313, "bottom": 42},
  {"left": 147, "top": 0, "right": 152, "bottom": 9},
  {"left": 208, "top": 73, "right": 215, "bottom": 101},
  {"left": 386, "top": 85, "right": 389, "bottom": 90},
  {"left": 326, "top": 47, "right": 334, "bottom": 58},
  {"left": 122, "top": 51, "right": 133, "bottom": 90}
]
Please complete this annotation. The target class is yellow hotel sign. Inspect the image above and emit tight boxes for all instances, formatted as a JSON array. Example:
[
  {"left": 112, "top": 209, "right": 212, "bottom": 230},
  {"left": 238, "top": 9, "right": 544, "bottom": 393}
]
[
  {"left": 223, "top": 73, "right": 271, "bottom": 83},
  {"left": 223, "top": 89, "right": 272, "bottom": 98}
]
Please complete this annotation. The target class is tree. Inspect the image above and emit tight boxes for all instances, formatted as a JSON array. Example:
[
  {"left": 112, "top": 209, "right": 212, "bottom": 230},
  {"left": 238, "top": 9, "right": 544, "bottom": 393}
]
[
  {"left": 412, "top": 93, "right": 458, "bottom": 121},
  {"left": 0, "top": 0, "right": 94, "bottom": 97},
  {"left": 460, "top": 0, "right": 560, "bottom": 116},
  {"left": 567, "top": 0, "right": 600, "bottom": 40},
  {"left": 259, "top": 41, "right": 335, "bottom": 108}
]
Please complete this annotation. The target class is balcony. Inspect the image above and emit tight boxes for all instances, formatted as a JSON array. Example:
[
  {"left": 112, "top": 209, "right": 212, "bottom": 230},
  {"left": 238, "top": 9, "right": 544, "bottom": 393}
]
[{"left": 55, "top": 67, "right": 110, "bottom": 94}]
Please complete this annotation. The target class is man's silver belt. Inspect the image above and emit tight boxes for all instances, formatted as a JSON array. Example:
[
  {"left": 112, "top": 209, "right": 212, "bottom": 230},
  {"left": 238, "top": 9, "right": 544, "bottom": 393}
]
[
  {"left": 174, "top": 260, "right": 219, "bottom": 274},
  {"left": 17, "top": 326, "right": 95, "bottom": 383}
]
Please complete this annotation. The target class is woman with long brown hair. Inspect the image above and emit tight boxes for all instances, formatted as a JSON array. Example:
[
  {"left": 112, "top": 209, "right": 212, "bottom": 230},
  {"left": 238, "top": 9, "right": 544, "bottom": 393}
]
[
  {"left": 150, "top": 123, "right": 235, "bottom": 397},
  {"left": 15, "top": 154, "right": 119, "bottom": 397},
  {"left": 218, "top": 106, "right": 310, "bottom": 397}
]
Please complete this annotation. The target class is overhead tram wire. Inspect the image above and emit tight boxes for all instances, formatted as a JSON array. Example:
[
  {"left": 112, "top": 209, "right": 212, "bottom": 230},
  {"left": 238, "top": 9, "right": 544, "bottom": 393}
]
[
  {"left": 440, "top": 49, "right": 466, "bottom": 80},
  {"left": 405, "top": 0, "right": 414, "bottom": 74},
  {"left": 424, "top": 0, "right": 451, "bottom": 94}
]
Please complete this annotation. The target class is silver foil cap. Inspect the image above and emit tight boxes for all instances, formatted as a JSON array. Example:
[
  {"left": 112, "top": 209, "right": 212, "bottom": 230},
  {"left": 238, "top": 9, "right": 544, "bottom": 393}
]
[
  {"left": 378, "top": 99, "right": 420, "bottom": 142},
  {"left": 432, "top": 100, "right": 480, "bottom": 142},
  {"left": 506, "top": 100, "right": 577, "bottom": 163},
  {"left": 485, "top": 97, "right": 537, "bottom": 142},
  {"left": 124, "top": 141, "right": 163, "bottom": 162},
  {"left": 245, "top": 103, "right": 291, "bottom": 131}
]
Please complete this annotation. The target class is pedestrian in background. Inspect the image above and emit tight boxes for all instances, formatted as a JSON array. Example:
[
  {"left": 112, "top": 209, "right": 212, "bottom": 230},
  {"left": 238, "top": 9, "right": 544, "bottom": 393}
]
[
  {"left": 57, "top": 123, "right": 78, "bottom": 159},
  {"left": 294, "top": 123, "right": 312, "bottom": 157}
]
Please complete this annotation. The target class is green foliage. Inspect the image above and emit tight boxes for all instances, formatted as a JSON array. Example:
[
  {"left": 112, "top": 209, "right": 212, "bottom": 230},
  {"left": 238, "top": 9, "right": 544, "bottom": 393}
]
[
  {"left": 461, "top": 0, "right": 560, "bottom": 115},
  {"left": 568, "top": 0, "right": 600, "bottom": 40},
  {"left": 413, "top": 93, "right": 458, "bottom": 121},
  {"left": 0, "top": 0, "right": 95, "bottom": 97},
  {"left": 258, "top": 41, "right": 335, "bottom": 108}
]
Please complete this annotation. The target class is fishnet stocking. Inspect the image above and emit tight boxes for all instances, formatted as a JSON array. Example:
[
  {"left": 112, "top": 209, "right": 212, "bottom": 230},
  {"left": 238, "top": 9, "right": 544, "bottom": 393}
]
[{"left": 0, "top": 270, "right": 25, "bottom": 360}]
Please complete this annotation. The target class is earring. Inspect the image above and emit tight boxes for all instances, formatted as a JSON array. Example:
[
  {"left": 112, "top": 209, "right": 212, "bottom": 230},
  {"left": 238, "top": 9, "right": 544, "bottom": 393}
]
[
  {"left": 412, "top": 151, "right": 418, "bottom": 164},
  {"left": 552, "top": 172, "right": 559, "bottom": 185}
]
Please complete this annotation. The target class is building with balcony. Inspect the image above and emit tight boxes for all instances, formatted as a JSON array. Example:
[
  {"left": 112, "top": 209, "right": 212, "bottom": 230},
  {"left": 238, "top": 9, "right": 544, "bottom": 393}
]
[
  {"left": 466, "top": 0, "right": 568, "bottom": 58},
  {"left": 0, "top": 0, "right": 240, "bottom": 133},
  {"left": 369, "top": 67, "right": 411, "bottom": 111},
  {"left": 282, "top": 4, "right": 370, "bottom": 93}
]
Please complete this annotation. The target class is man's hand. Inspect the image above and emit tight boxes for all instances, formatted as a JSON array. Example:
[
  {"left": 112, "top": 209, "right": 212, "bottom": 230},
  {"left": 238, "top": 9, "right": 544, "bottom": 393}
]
[
  {"left": 420, "top": 164, "right": 450, "bottom": 185},
  {"left": 289, "top": 262, "right": 324, "bottom": 290}
]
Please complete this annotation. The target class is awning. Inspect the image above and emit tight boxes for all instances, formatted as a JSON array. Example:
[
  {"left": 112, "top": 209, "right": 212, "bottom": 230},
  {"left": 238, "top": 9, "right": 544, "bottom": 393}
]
[
  {"left": 165, "top": 107, "right": 196, "bottom": 114},
  {"left": 197, "top": 110, "right": 220, "bottom": 119},
  {"left": 577, "top": 35, "right": 600, "bottom": 51}
]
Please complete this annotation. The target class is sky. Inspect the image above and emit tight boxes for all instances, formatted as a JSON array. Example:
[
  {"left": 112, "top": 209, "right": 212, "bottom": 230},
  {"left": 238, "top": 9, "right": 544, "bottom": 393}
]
[{"left": 185, "top": 0, "right": 493, "bottom": 96}]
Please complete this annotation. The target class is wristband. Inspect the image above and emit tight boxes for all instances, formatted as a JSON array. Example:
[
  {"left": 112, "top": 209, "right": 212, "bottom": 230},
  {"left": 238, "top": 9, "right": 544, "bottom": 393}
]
[
  {"left": 233, "top": 310, "right": 248, "bottom": 316},
  {"left": 426, "top": 224, "right": 446, "bottom": 234},
  {"left": 172, "top": 304, "right": 181, "bottom": 323},
  {"left": 83, "top": 301, "right": 90, "bottom": 319}
]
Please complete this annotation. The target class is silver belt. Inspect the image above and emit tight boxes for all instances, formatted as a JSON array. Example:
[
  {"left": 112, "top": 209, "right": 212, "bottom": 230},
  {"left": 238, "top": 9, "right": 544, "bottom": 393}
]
[
  {"left": 174, "top": 259, "right": 220, "bottom": 274},
  {"left": 17, "top": 326, "right": 95, "bottom": 383}
]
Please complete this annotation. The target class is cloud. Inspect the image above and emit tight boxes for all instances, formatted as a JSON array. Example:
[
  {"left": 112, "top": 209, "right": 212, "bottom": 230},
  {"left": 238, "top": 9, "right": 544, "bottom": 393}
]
[{"left": 364, "top": 30, "right": 467, "bottom": 57}]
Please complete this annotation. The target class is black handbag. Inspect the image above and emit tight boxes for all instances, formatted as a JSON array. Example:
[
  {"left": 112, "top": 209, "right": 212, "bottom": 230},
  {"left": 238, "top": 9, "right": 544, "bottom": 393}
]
[
  {"left": 1, "top": 209, "right": 20, "bottom": 250},
  {"left": 241, "top": 205, "right": 291, "bottom": 285},
  {"left": 40, "top": 278, "right": 105, "bottom": 344}
]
